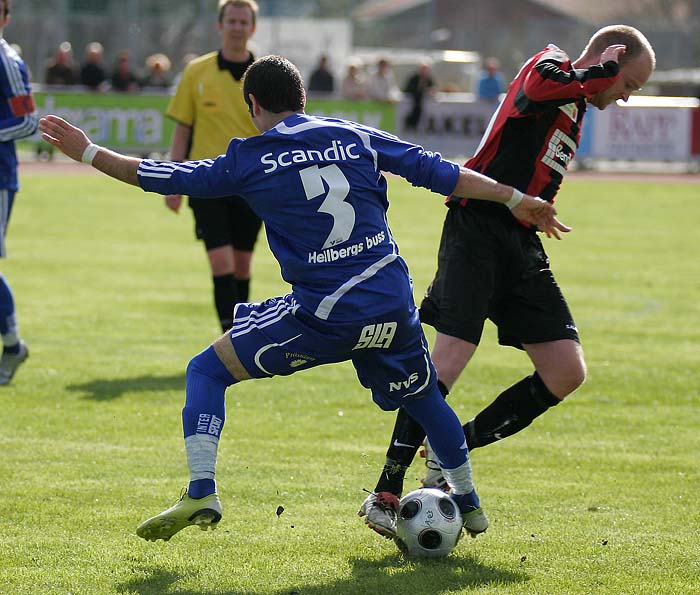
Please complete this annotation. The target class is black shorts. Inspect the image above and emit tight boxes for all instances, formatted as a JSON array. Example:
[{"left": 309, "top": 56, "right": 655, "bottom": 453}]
[
  {"left": 420, "top": 203, "right": 580, "bottom": 349},
  {"left": 189, "top": 195, "right": 262, "bottom": 252}
]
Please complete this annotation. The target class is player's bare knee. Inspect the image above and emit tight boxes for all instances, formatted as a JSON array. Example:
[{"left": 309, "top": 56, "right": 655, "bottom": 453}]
[{"left": 545, "top": 362, "right": 586, "bottom": 399}]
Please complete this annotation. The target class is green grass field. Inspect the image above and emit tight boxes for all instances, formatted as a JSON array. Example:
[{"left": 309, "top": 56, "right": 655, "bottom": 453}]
[{"left": 0, "top": 168, "right": 698, "bottom": 595}]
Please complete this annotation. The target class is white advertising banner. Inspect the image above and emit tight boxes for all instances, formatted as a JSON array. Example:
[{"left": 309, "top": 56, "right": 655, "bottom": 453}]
[
  {"left": 590, "top": 104, "right": 693, "bottom": 161},
  {"left": 396, "top": 99, "right": 498, "bottom": 158}
]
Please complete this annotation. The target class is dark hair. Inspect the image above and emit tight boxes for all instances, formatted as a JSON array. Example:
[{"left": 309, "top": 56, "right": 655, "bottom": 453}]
[
  {"left": 1, "top": 0, "right": 10, "bottom": 18},
  {"left": 583, "top": 25, "right": 656, "bottom": 68},
  {"left": 243, "top": 55, "right": 306, "bottom": 114},
  {"left": 218, "top": 0, "right": 258, "bottom": 26}
]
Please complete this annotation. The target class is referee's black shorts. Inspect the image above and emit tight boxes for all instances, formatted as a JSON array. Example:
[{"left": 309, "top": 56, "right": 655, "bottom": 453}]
[
  {"left": 188, "top": 195, "right": 262, "bottom": 252},
  {"left": 420, "top": 203, "right": 580, "bottom": 349}
]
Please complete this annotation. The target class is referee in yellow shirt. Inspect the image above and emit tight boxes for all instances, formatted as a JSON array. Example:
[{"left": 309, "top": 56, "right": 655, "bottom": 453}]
[{"left": 165, "top": 0, "right": 262, "bottom": 331}]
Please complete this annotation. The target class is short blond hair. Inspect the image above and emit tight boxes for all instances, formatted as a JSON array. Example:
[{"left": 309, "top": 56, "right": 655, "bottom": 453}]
[
  {"left": 581, "top": 25, "right": 656, "bottom": 68},
  {"left": 218, "top": 0, "right": 258, "bottom": 25}
]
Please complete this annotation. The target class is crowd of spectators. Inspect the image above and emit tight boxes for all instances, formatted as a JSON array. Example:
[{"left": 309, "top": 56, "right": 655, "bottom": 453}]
[
  {"left": 42, "top": 41, "right": 175, "bottom": 92},
  {"left": 41, "top": 42, "right": 506, "bottom": 134}
]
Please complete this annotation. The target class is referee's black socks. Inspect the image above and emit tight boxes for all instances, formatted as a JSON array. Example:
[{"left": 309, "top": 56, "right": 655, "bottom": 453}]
[
  {"left": 465, "top": 372, "right": 560, "bottom": 449},
  {"left": 213, "top": 273, "right": 239, "bottom": 332},
  {"left": 235, "top": 278, "right": 250, "bottom": 303}
]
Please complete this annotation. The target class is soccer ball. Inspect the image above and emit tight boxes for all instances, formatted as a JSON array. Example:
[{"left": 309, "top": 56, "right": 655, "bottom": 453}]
[{"left": 394, "top": 488, "right": 462, "bottom": 558}]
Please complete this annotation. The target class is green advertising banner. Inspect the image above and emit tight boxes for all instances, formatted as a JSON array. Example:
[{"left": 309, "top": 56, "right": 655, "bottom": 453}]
[
  {"left": 33, "top": 91, "right": 174, "bottom": 154},
  {"left": 31, "top": 90, "right": 397, "bottom": 155},
  {"left": 306, "top": 97, "right": 396, "bottom": 133}
]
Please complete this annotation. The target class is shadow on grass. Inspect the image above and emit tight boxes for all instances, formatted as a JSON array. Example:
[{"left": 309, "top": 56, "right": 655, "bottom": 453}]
[
  {"left": 66, "top": 373, "right": 185, "bottom": 401},
  {"left": 118, "top": 553, "right": 527, "bottom": 595}
]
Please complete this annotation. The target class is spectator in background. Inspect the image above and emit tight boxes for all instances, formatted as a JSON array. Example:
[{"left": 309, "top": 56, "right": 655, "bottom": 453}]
[
  {"left": 142, "top": 53, "right": 172, "bottom": 89},
  {"left": 111, "top": 50, "right": 140, "bottom": 93},
  {"left": 477, "top": 56, "right": 506, "bottom": 103},
  {"left": 403, "top": 60, "right": 435, "bottom": 130},
  {"left": 369, "top": 57, "right": 401, "bottom": 103},
  {"left": 80, "top": 42, "right": 108, "bottom": 91},
  {"left": 340, "top": 59, "right": 368, "bottom": 100},
  {"left": 45, "top": 41, "right": 77, "bottom": 86},
  {"left": 307, "top": 54, "right": 334, "bottom": 94}
]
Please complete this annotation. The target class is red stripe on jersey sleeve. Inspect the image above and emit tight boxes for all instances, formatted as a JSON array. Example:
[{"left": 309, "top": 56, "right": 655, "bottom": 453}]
[{"left": 10, "top": 94, "right": 36, "bottom": 117}]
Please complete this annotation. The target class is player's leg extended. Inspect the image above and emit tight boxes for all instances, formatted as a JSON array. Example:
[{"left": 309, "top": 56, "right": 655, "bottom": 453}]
[
  {"left": 371, "top": 378, "right": 450, "bottom": 496},
  {"left": 0, "top": 190, "right": 29, "bottom": 385},
  {"left": 461, "top": 231, "right": 586, "bottom": 449},
  {"left": 136, "top": 333, "right": 249, "bottom": 542},
  {"left": 402, "top": 389, "right": 488, "bottom": 537},
  {"left": 411, "top": 332, "right": 477, "bottom": 489},
  {"left": 464, "top": 340, "right": 585, "bottom": 450},
  {"left": 370, "top": 333, "right": 476, "bottom": 495}
]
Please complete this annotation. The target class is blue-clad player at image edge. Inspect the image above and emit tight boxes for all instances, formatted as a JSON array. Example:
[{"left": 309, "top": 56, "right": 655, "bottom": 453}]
[{"left": 0, "top": 0, "right": 38, "bottom": 386}]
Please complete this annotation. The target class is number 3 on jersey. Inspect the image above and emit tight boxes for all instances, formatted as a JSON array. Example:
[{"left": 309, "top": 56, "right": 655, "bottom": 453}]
[{"left": 300, "top": 164, "right": 355, "bottom": 250}]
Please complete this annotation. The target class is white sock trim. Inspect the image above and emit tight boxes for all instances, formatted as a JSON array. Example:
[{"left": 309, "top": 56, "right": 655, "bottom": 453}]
[
  {"left": 442, "top": 460, "right": 474, "bottom": 495},
  {"left": 185, "top": 434, "right": 219, "bottom": 481}
]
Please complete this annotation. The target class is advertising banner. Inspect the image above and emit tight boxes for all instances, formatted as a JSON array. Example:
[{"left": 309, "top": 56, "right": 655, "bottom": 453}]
[
  {"left": 590, "top": 102, "right": 697, "bottom": 161},
  {"left": 395, "top": 99, "right": 498, "bottom": 158},
  {"left": 30, "top": 90, "right": 397, "bottom": 154},
  {"left": 306, "top": 98, "right": 396, "bottom": 133},
  {"left": 33, "top": 91, "right": 174, "bottom": 153},
  {"left": 28, "top": 90, "right": 700, "bottom": 165}
]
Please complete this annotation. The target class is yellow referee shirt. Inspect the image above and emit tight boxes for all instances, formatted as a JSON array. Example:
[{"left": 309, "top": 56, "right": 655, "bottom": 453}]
[{"left": 167, "top": 51, "right": 258, "bottom": 160}]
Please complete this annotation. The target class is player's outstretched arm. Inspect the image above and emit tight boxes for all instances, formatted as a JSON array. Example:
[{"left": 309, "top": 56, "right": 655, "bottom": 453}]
[
  {"left": 38, "top": 115, "right": 141, "bottom": 187},
  {"left": 451, "top": 166, "right": 571, "bottom": 239}
]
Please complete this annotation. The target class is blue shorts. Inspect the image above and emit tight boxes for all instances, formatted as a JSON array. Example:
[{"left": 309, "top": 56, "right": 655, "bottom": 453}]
[{"left": 228, "top": 294, "right": 438, "bottom": 411}]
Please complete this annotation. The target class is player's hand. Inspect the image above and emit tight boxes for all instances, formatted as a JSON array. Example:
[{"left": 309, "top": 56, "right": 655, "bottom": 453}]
[
  {"left": 600, "top": 44, "right": 626, "bottom": 64},
  {"left": 38, "top": 115, "right": 92, "bottom": 162},
  {"left": 165, "top": 194, "right": 183, "bottom": 213},
  {"left": 512, "top": 195, "right": 572, "bottom": 240}
]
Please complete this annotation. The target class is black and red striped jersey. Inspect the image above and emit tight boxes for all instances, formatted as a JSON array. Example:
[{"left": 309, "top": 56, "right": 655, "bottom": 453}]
[{"left": 450, "top": 45, "right": 620, "bottom": 207}]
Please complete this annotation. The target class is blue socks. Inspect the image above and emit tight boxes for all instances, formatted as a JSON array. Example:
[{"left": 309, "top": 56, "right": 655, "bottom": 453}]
[
  {"left": 183, "top": 345, "right": 237, "bottom": 499},
  {"left": 189, "top": 478, "right": 217, "bottom": 500},
  {"left": 0, "top": 274, "right": 19, "bottom": 353},
  {"left": 401, "top": 387, "right": 468, "bottom": 470}
]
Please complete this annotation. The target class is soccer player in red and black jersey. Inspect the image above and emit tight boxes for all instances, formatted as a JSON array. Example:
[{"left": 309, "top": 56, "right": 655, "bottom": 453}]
[{"left": 359, "top": 25, "right": 655, "bottom": 538}]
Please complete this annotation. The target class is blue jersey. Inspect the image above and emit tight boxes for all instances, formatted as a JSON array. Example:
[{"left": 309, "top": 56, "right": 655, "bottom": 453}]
[
  {"left": 0, "top": 39, "right": 38, "bottom": 191},
  {"left": 138, "top": 113, "right": 459, "bottom": 322}
]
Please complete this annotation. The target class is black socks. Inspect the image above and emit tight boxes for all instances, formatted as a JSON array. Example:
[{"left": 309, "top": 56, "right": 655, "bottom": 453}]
[
  {"left": 213, "top": 274, "right": 238, "bottom": 332},
  {"left": 465, "top": 372, "right": 560, "bottom": 449}
]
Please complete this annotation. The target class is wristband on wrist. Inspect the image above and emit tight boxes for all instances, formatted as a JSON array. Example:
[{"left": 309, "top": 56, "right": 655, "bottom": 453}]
[
  {"left": 81, "top": 143, "right": 100, "bottom": 165},
  {"left": 505, "top": 188, "right": 523, "bottom": 209}
]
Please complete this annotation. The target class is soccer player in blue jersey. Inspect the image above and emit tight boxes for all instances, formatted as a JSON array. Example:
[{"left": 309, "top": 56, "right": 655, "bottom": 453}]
[
  {"left": 0, "top": 0, "right": 38, "bottom": 385},
  {"left": 38, "top": 55, "right": 569, "bottom": 543}
]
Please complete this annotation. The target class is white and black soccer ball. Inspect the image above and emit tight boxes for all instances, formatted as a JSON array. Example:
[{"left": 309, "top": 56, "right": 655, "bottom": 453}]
[{"left": 394, "top": 488, "right": 462, "bottom": 558}]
